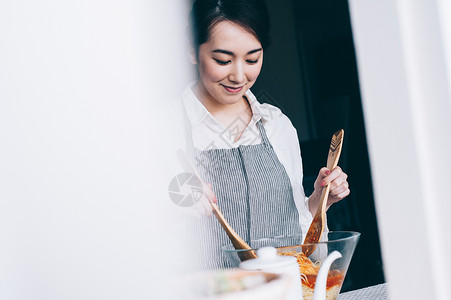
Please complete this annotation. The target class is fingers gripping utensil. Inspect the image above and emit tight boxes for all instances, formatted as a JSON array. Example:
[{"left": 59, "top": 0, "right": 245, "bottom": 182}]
[
  {"left": 176, "top": 149, "right": 257, "bottom": 260},
  {"left": 303, "top": 129, "right": 344, "bottom": 257}
]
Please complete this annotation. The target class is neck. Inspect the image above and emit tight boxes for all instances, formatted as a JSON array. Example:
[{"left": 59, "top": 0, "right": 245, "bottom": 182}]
[
  {"left": 192, "top": 82, "right": 253, "bottom": 141},
  {"left": 193, "top": 82, "right": 252, "bottom": 122}
]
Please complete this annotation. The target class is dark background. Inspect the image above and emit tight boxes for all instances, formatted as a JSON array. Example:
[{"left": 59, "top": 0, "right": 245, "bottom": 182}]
[{"left": 252, "top": 0, "right": 385, "bottom": 292}]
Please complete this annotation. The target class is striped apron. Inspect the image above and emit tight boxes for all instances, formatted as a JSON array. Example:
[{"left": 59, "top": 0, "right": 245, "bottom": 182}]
[{"left": 187, "top": 120, "right": 302, "bottom": 270}]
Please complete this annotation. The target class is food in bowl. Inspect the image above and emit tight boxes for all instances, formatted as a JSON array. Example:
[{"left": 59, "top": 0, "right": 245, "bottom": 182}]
[
  {"left": 186, "top": 269, "right": 290, "bottom": 300},
  {"left": 221, "top": 231, "right": 360, "bottom": 300},
  {"left": 279, "top": 251, "right": 344, "bottom": 300},
  {"left": 194, "top": 271, "right": 271, "bottom": 295}
]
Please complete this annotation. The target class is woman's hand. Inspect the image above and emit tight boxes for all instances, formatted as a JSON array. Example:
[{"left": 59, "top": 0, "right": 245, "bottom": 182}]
[
  {"left": 191, "top": 182, "right": 217, "bottom": 218},
  {"left": 308, "top": 166, "right": 350, "bottom": 216}
]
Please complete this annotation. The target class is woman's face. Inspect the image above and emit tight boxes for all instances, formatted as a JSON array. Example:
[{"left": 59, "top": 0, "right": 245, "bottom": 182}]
[{"left": 194, "top": 20, "right": 263, "bottom": 106}]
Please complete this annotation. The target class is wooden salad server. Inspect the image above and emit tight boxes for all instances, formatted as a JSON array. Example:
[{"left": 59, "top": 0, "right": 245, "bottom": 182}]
[
  {"left": 302, "top": 129, "right": 344, "bottom": 257},
  {"left": 176, "top": 149, "right": 257, "bottom": 260}
]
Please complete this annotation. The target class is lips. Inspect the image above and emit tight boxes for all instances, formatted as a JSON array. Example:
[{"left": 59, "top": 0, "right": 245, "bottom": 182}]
[{"left": 221, "top": 84, "right": 244, "bottom": 94}]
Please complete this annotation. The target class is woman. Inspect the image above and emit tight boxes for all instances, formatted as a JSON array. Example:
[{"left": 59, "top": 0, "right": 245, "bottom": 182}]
[{"left": 183, "top": 0, "right": 350, "bottom": 269}]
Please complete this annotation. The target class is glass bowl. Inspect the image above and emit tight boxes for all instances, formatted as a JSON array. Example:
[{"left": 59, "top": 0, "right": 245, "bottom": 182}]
[{"left": 222, "top": 231, "right": 360, "bottom": 300}]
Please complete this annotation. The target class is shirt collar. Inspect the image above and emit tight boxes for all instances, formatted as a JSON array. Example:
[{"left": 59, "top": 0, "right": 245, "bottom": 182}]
[
  {"left": 244, "top": 89, "right": 267, "bottom": 124},
  {"left": 182, "top": 82, "right": 212, "bottom": 129}
]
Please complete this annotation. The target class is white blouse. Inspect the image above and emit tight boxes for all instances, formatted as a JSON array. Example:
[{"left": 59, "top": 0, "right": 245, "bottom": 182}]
[{"left": 182, "top": 83, "right": 314, "bottom": 235}]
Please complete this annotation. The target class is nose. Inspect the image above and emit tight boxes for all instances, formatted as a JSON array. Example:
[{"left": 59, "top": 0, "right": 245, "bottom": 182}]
[{"left": 229, "top": 62, "right": 245, "bottom": 84}]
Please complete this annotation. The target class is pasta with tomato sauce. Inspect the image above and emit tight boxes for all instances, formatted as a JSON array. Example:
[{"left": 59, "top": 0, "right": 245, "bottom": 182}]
[{"left": 279, "top": 251, "right": 344, "bottom": 300}]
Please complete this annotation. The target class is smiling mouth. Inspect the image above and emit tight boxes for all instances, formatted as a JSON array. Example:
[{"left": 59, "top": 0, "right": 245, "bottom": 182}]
[{"left": 221, "top": 84, "right": 244, "bottom": 94}]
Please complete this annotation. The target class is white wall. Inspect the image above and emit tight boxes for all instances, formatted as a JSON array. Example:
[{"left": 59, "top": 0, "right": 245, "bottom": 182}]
[
  {"left": 0, "top": 1, "right": 190, "bottom": 299},
  {"left": 349, "top": 0, "right": 451, "bottom": 299}
]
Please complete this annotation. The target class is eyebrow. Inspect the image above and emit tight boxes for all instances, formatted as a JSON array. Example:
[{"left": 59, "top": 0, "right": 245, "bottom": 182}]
[{"left": 212, "top": 48, "right": 262, "bottom": 55}]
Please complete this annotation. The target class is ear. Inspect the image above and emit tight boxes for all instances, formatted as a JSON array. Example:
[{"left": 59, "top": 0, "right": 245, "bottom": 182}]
[{"left": 189, "top": 47, "right": 198, "bottom": 65}]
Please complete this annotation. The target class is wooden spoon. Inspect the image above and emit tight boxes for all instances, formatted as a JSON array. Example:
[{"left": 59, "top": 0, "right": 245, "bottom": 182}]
[
  {"left": 302, "top": 129, "right": 344, "bottom": 257},
  {"left": 176, "top": 149, "right": 257, "bottom": 260}
]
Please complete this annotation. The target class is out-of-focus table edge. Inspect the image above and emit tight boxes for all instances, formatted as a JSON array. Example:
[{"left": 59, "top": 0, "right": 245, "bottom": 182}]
[{"left": 338, "top": 283, "right": 388, "bottom": 300}]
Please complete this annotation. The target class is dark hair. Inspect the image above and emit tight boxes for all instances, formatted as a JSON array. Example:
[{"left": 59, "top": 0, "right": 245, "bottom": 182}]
[{"left": 190, "top": 0, "right": 270, "bottom": 53}]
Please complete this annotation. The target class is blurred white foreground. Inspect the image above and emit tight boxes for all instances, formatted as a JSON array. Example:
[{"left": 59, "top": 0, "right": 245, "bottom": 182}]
[
  {"left": 349, "top": 0, "right": 451, "bottom": 299},
  {"left": 0, "top": 1, "right": 190, "bottom": 299}
]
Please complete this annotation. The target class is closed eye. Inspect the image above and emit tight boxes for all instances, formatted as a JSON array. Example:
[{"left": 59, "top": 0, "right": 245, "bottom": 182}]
[
  {"left": 213, "top": 58, "right": 231, "bottom": 65},
  {"left": 246, "top": 59, "right": 259, "bottom": 64}
]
